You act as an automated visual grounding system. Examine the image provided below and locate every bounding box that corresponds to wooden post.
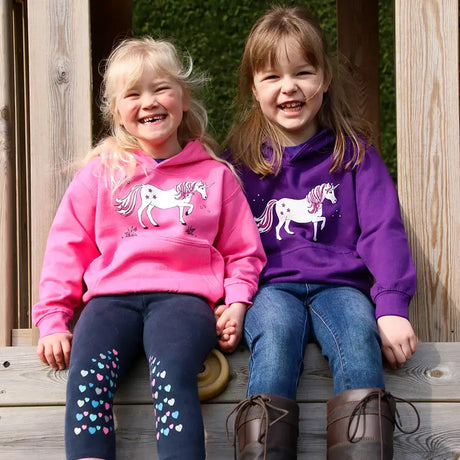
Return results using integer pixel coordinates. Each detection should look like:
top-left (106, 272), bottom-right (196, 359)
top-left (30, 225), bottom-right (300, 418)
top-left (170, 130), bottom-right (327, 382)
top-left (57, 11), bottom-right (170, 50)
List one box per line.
top-left (395, 0), bottom-right (460, 341)
top-left (336, 0), bottom-right (380, 147)
top-left (0, 0), bottom-right (14, 346)
top-left (27, 1), bottom-right (93, 343)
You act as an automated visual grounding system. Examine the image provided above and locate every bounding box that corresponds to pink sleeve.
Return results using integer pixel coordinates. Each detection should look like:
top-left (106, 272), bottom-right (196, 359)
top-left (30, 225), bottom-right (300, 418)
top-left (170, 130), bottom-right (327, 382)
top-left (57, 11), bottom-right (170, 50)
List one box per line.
top-left (214, 173), bottom-right (266, 306)
top-left (32, 169), bottom-right (100, 337)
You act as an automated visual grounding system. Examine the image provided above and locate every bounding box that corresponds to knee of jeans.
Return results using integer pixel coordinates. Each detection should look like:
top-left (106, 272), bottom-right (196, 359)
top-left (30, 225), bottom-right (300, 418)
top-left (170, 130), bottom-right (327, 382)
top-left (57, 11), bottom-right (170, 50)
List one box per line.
top-left (250, 332), bottom-right (304, 378)
top-left (349, 325), bottom-right (382, 352)
top-left (252, 334), bottom-right (303, 365)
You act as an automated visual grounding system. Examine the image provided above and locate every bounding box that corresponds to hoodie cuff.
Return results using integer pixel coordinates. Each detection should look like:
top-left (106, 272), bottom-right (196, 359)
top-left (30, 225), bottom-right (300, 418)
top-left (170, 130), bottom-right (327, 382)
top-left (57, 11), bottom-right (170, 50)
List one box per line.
top-left (35, 313), bottom-right (72, 338)
top-left (374, 291), bottom-right (410, 319)
top-left (224, 282), bottom-right (255, 308)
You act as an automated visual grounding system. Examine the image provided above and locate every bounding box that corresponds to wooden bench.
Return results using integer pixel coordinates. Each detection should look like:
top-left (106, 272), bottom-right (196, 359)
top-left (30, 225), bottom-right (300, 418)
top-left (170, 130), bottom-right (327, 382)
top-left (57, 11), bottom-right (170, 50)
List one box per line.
top-left (1, 342), bottom-right (459, 459)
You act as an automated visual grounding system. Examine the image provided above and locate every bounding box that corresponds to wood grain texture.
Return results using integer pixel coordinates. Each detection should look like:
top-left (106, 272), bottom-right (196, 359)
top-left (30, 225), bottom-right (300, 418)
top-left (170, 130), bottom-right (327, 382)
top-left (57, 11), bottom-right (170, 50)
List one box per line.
top-left (27, 0), bottom-right (92, 312)
top-left (1, 344), bottom-right (460, 458)
top-left (1, 343), bottom-right (458, 407)
top-left (395, 0), bottom-right (460, 341)
top-left (0, 403), bottom-right (457, 459)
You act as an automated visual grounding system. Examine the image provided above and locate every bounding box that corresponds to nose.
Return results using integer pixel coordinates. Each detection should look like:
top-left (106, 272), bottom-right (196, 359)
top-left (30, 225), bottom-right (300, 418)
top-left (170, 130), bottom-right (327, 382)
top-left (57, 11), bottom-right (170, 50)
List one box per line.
top-left (141, 91), bottom-right (157, 109)
top-left (281, 76), bottom-right (298, 94)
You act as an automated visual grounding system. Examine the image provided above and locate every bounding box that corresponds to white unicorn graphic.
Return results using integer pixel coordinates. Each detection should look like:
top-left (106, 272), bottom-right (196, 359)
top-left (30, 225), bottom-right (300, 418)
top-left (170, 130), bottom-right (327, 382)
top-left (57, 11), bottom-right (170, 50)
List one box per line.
top-left (255, 183), bottom-right (339, 241)
top-left (115, 180), bottom-right (211, 228)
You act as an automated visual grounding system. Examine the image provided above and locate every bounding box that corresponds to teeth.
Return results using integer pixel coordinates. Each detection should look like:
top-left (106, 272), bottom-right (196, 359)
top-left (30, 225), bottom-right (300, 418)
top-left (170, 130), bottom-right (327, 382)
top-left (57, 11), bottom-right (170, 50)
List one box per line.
top-left (281, 102), bottom-right (303, 109)
top-left (141, 115), bottom-right (165, 124)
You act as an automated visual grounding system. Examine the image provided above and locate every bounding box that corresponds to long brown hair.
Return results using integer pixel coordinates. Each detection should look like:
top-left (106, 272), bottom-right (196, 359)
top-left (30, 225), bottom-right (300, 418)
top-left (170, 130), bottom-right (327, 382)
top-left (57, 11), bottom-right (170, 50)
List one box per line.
top-left (227, 6), bottom-right (374, 176)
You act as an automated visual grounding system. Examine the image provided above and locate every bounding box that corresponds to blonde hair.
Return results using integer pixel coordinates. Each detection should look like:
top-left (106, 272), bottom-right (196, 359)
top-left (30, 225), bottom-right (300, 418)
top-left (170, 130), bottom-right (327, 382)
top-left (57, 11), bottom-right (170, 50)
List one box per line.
top-left (227, 6), bottom-right (374, 176)
top-left (84, 37), bottom-right (225, 189)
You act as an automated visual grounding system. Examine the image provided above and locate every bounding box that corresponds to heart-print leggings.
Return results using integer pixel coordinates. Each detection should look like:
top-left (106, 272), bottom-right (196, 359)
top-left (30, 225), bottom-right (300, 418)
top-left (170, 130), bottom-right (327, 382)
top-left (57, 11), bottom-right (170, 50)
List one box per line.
top-left (64, 292), bottom-right (217, 460)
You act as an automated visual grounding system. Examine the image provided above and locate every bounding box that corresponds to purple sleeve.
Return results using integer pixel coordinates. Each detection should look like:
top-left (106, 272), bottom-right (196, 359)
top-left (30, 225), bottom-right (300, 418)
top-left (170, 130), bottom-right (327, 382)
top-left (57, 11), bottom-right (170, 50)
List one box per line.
top-left (355, 147), bottom-right (416, 319)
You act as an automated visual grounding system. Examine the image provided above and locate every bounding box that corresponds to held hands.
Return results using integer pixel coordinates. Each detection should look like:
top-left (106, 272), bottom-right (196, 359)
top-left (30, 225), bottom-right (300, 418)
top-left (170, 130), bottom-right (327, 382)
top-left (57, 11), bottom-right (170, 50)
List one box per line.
top-left (36, 332), bottom-right (73, 370)
top-left (215, 302), bottom-right (247, 353)
top-left (377, 315), bottom-right (417, 369)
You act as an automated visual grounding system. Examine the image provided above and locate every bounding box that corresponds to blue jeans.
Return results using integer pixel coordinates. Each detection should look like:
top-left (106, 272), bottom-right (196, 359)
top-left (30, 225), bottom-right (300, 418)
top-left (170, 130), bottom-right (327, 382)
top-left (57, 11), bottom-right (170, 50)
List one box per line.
top-left (65, 293), bottom-right (216, 460)
top-left (244, 283), bottom-right (384, 398)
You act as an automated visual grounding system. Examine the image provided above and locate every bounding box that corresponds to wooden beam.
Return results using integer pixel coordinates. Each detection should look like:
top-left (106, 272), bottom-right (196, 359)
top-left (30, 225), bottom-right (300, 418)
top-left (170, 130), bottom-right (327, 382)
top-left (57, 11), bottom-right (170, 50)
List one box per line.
top-left (395, 0), bottom-right (460, 341)
top-left (0, 0), bottom-right (15, 346)
top-left (27, 0), bottom-right (93, 344)
top-left (336, 0), bottom-right (380, 147)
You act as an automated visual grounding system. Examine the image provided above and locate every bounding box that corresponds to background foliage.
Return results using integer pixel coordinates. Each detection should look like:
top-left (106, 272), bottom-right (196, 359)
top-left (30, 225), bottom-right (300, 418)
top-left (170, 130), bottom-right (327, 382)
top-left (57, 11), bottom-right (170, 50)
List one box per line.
top-left (132, 0), bottom-right (396, 179)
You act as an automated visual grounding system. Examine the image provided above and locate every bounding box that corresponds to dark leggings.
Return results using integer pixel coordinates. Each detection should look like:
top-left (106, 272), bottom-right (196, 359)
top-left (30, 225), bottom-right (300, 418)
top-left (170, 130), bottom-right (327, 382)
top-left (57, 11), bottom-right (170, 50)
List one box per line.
top-left (65, 293), bottom-right (217, 460)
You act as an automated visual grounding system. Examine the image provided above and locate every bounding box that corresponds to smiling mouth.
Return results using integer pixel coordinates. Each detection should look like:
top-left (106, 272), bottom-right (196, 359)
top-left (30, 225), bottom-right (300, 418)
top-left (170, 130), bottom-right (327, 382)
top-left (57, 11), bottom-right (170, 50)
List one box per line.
top-left (139, 115), bottom-right (166, 124)
top-left (279, 102), bottom-right (304, 112)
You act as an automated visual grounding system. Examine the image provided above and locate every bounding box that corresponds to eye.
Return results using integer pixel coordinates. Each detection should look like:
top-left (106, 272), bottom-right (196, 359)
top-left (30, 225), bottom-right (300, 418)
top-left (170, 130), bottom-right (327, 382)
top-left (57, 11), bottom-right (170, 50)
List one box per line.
top-left (263, 74), bottom-right (279, 81)
top-left (298, 65), bottom-right (317, 76)
top-left (123, 90), bottom-right (139, 99)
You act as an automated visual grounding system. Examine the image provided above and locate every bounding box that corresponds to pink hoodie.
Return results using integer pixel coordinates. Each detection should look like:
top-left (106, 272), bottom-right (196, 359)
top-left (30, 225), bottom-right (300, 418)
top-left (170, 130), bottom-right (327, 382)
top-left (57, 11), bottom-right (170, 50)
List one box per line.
top-left (33, 140), bottom-right (266, 337)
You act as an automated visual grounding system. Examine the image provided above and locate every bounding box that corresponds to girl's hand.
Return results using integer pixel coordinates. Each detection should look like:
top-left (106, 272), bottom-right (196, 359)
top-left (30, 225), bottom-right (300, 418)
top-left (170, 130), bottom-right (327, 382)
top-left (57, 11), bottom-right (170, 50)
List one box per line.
top-left (36, 332), bottom-right (73, 370)
top-left (215, 302), bottom-right (247, 353)
top-left (377, 315), bottom-right (417, 369)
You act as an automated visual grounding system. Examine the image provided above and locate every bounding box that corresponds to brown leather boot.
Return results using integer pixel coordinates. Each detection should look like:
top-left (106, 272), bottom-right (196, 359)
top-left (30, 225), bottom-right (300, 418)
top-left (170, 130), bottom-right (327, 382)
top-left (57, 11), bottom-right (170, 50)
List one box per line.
top-left (327, 388), bottom-right (420, 460)
top-left (227, 393), bottom-right (299, 459)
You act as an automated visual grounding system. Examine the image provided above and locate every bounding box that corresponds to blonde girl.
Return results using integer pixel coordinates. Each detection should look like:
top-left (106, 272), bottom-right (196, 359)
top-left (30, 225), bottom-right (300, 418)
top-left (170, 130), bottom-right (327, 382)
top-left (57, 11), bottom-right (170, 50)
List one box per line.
top-left (33, 37), bottom-right (265, 460)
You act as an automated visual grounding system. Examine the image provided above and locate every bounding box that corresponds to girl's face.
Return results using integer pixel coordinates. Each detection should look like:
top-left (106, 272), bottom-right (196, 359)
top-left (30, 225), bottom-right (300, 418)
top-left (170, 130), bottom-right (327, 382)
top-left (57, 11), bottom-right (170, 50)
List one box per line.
top-left (252, 37), bottom-right (327, 146)
top-left (115, 66), bottom-right (189, 158)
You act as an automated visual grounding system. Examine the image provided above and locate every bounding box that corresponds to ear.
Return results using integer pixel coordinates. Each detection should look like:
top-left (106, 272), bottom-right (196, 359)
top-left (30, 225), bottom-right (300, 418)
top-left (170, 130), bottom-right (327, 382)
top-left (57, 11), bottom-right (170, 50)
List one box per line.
top-left (251, 84), bottom-right (260, 102)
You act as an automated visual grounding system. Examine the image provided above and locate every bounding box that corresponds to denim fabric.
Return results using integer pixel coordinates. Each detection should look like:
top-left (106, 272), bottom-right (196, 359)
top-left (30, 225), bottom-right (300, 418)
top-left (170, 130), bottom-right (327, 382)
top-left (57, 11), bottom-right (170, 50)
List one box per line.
top-left (244, 283), bottom-right (384, 398)
top-left (65, 293), bottom-right (216, 460)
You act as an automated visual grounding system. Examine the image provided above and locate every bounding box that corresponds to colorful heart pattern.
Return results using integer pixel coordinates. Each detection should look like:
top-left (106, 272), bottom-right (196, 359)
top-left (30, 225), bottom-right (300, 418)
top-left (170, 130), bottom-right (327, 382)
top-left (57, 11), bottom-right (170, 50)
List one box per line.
top-left (71, 349), bottom-right (120, 437)
top-left (150, 355), bottom-right (183, 441)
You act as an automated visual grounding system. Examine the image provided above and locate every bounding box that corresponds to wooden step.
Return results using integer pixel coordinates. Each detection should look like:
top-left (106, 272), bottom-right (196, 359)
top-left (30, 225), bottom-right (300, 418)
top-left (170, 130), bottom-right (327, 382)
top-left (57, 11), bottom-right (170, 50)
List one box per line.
top-left (1, 342), bottom-right (459, 459)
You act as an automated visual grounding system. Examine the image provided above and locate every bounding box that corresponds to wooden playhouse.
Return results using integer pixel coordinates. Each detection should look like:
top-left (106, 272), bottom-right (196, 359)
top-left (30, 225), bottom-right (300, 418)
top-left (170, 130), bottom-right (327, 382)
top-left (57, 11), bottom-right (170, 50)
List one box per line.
top-left (0, 1), bottom-right (459, 458)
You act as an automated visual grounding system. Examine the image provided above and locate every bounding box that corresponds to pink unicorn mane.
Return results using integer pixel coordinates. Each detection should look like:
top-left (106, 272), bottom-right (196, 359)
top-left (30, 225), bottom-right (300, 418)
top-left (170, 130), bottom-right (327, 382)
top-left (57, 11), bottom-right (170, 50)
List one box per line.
top-left (175, 181), bottom-right (197, 200)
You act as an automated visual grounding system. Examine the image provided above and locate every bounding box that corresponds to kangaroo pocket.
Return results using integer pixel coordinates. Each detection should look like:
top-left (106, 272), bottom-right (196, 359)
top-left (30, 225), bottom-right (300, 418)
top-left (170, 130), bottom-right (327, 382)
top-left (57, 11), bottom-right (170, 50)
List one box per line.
top-left (85, 236), bottom-right (225, 302)
top-left (152, 237), bottom-right (225, 292)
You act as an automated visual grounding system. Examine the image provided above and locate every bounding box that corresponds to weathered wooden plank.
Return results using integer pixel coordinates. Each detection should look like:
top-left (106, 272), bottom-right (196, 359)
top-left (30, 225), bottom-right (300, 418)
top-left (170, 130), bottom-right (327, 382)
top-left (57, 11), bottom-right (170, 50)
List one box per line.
top-left (0, 403), bottom-right (458, 459)
top-left (1, 343), bottom-right (459, 407)
top-left (395, 0), bottom-right (460, 341)
top-left (27, 1), bottom-right (92, 342)
top-left (1, 343), bottom-right (459, 458)
top-left (11, 328), bottom-right (32, 347)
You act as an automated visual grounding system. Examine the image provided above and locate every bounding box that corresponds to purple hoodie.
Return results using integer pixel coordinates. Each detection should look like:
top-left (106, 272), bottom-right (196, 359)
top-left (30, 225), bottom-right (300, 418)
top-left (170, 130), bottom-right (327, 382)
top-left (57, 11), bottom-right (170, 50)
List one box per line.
top-left (235, 129), bottom-right (416, 319)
